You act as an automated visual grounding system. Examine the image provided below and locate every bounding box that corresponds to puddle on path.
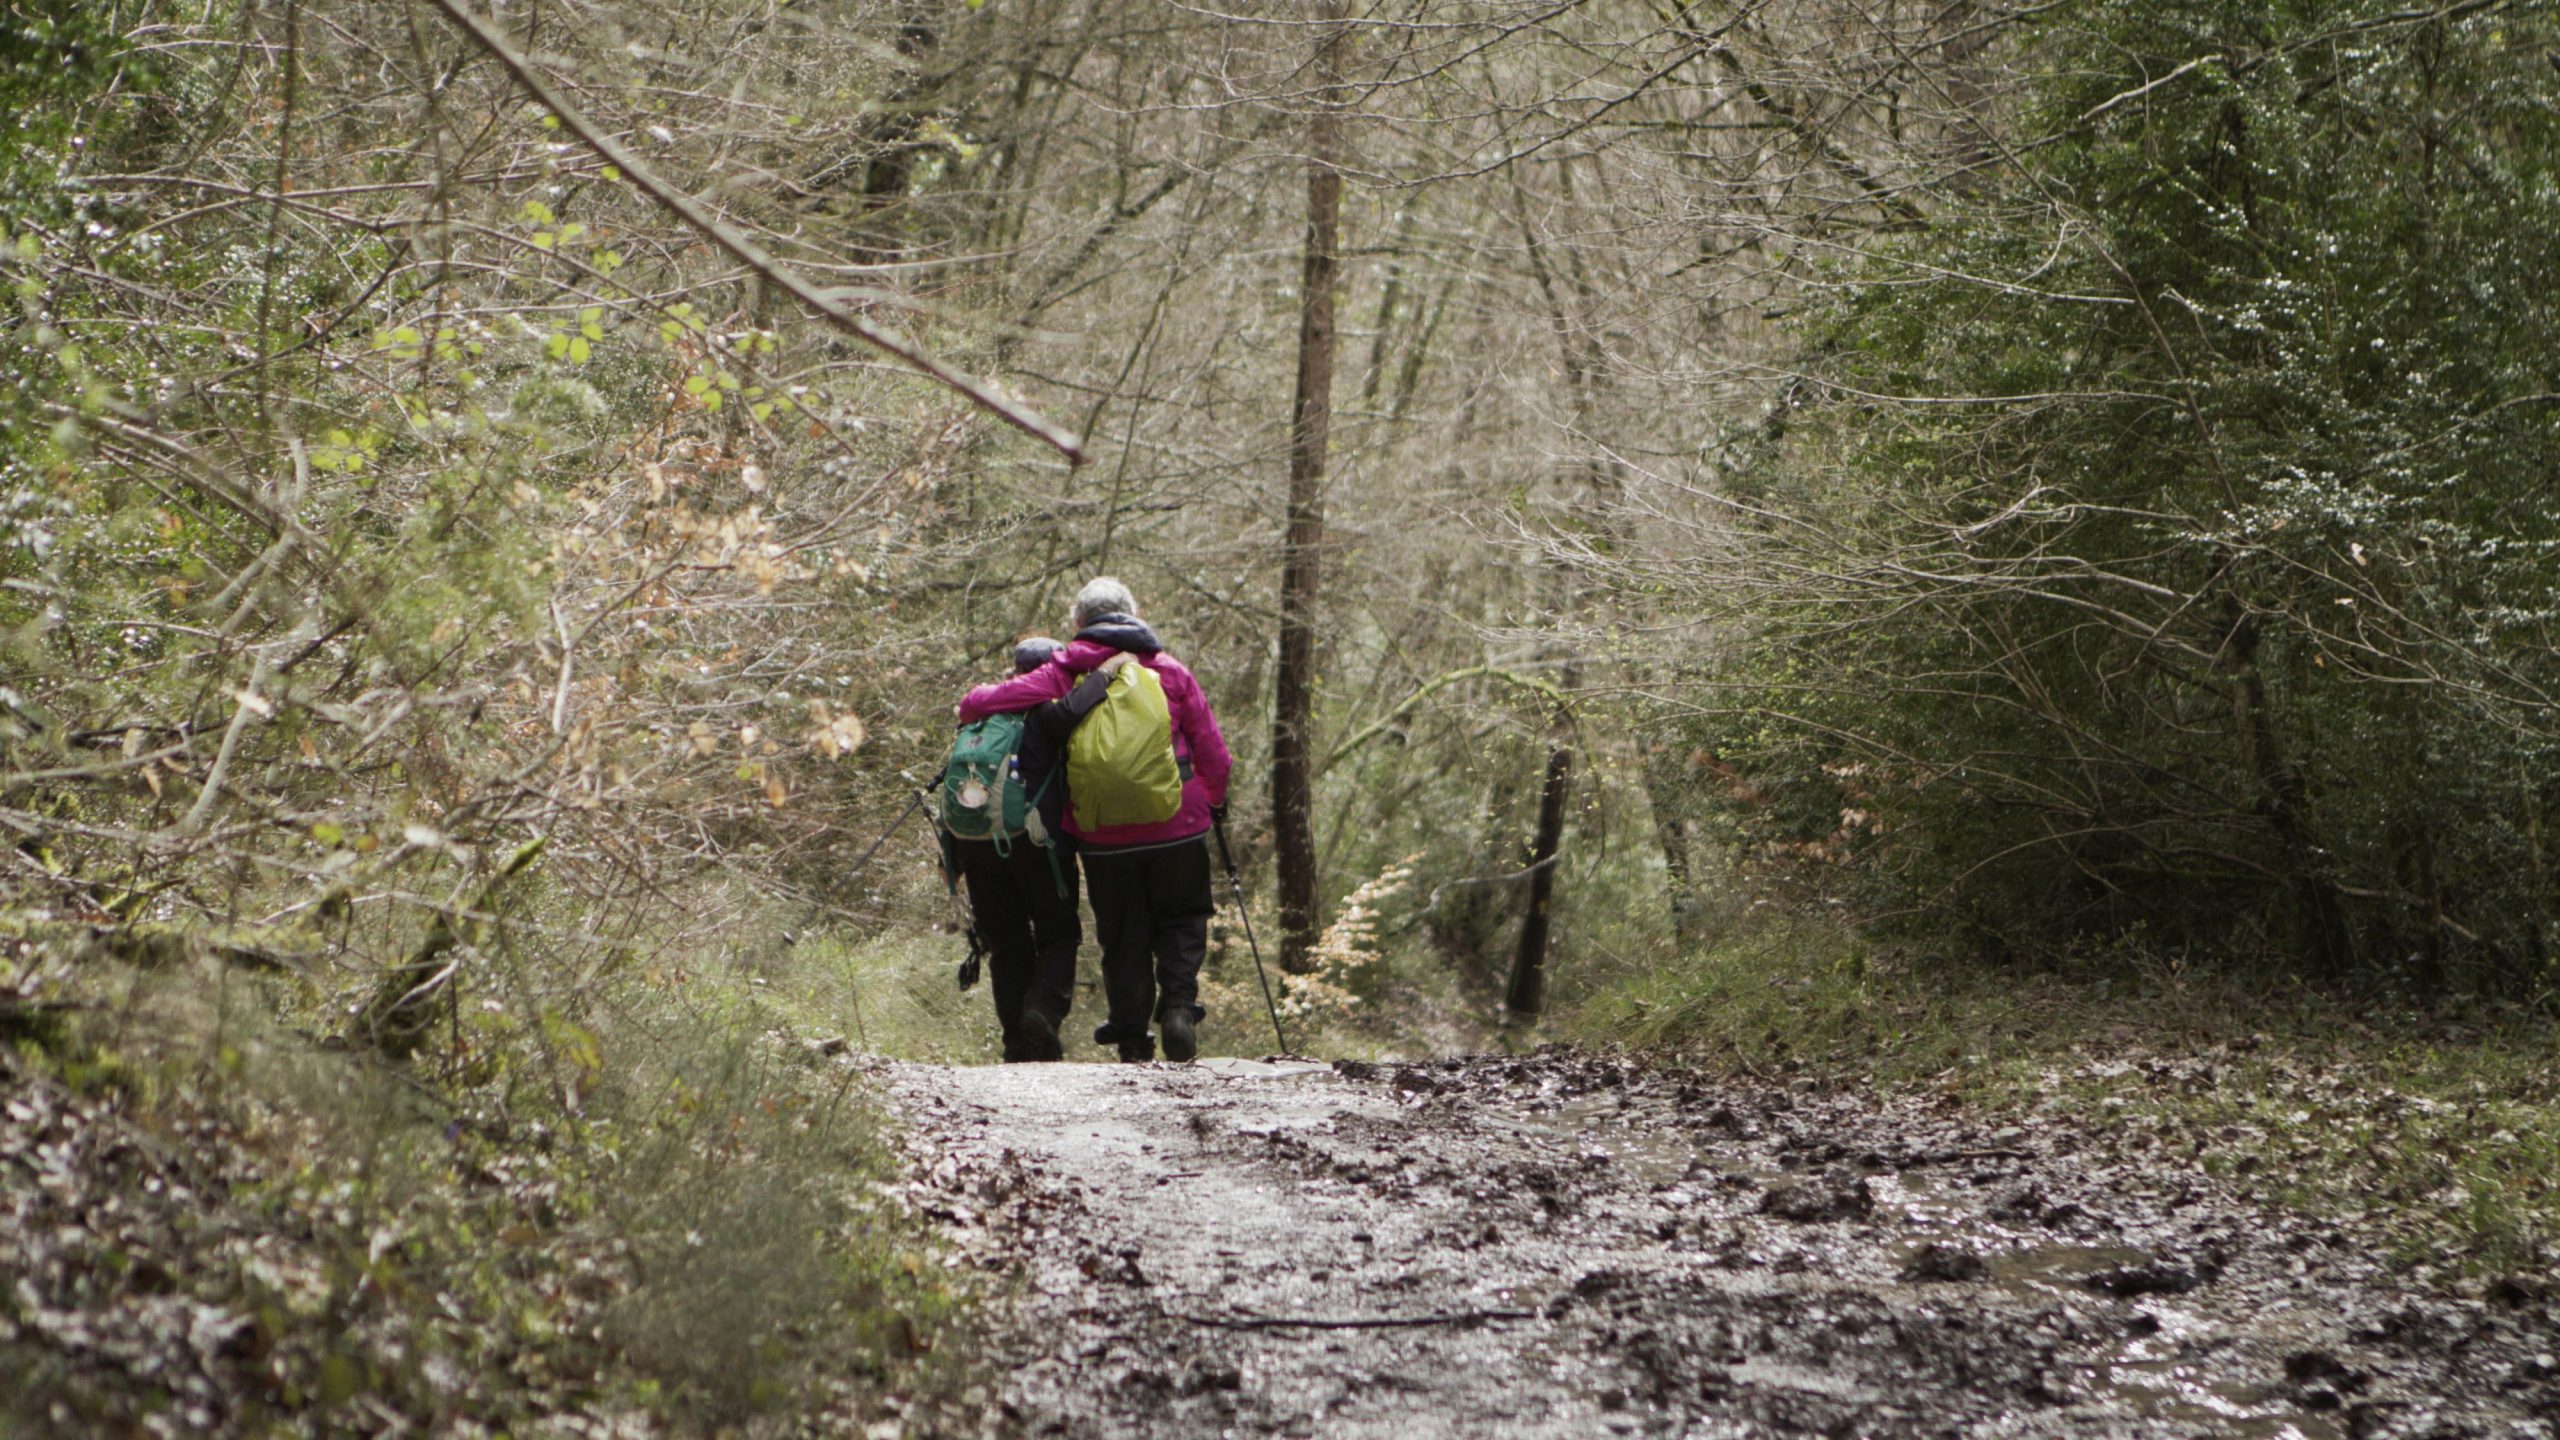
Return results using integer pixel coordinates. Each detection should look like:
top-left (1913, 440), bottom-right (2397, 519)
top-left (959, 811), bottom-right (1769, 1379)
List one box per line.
top-left (2065, 1300), bottom-right (2340, 1439)
top-left (1484, 1095), bottom-right (1705, 1186)
top-left (1846, 1164), bottom-right (2343, 1435)
top-left (1952, 1235), bottom-right (2336, 1437)
top-left (1870, 1168), bottom-right (1972, 1227)
top-left (1986, 1242), bottom-right (2156, 1293)
top-left (2075, 1354), bottom-right (2338, 1439)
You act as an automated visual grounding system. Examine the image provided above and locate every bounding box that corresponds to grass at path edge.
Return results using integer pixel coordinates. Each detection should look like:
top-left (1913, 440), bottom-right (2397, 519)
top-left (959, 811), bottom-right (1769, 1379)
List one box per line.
top-left (1, 922), bottom-right (985, 1438)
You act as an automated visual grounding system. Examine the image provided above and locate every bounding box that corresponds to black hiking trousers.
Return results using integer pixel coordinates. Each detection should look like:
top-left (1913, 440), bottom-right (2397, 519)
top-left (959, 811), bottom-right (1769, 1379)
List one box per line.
top-left (951, 837), bottom-right (1079, 1061)
top-left (1081, 836), bottom-right (1211, 1061)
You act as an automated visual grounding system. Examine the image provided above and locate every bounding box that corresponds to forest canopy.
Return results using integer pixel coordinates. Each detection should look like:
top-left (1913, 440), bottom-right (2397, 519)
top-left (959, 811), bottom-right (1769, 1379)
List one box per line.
top-left (6, 0), bottom-right (2556, 1071)
top-left (5, 0), bottom-right (2556, 1068)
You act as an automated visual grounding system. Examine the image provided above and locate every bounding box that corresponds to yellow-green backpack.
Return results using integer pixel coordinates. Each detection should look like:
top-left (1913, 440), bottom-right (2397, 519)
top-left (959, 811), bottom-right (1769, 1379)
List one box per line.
top-left (1065, 661), bottom-right (1186, 829)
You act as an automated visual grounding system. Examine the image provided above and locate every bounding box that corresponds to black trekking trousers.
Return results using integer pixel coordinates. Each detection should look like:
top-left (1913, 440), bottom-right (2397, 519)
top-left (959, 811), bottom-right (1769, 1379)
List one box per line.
top-left (1081, 836), bottom-right (1211, 1059)
top-left (952, 837), bottom-right (1079, 1061)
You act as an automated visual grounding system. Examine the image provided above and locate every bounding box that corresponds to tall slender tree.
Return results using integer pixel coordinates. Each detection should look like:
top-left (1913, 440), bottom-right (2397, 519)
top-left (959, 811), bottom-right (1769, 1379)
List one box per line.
top-left (1501, 161), bottom-right (1603, 1019)
top-left (1272, 0), bottom-right (1351, 974)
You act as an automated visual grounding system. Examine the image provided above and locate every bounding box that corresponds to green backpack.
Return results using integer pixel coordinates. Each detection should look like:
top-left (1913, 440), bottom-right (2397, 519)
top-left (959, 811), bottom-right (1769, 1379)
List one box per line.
top-left (940, 712), bottom-right (1038, 851)
top-left (1065, 661), bottom-right (1186, 830)
top-left (938, 712), bottom-right (1070, 898)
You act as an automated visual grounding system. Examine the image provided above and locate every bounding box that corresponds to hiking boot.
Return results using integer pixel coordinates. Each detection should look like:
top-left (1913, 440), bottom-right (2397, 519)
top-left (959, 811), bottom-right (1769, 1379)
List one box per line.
top-left (1019, 1008), bottom-right (1063, 1062)
top-left (1160, 1007), bottom-right (1197, 1063)
top-left (1096, 1019), bottom-right (1154, 1062)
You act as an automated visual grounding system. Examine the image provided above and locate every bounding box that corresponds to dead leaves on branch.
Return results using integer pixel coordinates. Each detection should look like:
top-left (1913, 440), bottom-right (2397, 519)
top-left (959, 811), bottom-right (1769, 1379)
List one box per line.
top-left (809, 703), bottom-right (867, 763)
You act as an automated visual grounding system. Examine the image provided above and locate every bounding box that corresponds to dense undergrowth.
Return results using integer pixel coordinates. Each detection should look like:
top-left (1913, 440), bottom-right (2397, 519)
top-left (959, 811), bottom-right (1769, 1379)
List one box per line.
top-left (1636, 0), bottom-right (2560, 988)
top-left (1, 3), bottom-right (1031, 1429)
top-left (2, 914), bottom-right (978, 1438)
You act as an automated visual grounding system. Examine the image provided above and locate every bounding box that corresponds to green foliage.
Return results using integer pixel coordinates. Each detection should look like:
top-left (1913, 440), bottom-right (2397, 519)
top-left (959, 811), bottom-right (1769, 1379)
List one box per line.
top-left (1699, 0), bottom-right (2560, 988)
top-left (0, 1), bottom-right (162, 218)
top-left (2, 2), bottom-right (1032, 1429)
top-left (0, 941), bottom-right (968, 1435)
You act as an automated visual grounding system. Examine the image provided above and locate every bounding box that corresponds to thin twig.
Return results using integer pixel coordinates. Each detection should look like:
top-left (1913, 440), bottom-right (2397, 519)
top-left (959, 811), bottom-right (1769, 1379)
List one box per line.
top-left (177, 653), bottom-right (274, 836)
top-left (548, 598), bottom-right (574, 736)
top-left (1425, 853), bottom-right (1562, 913)
top-left (1179, 1307), bottom-right (1540, 1331)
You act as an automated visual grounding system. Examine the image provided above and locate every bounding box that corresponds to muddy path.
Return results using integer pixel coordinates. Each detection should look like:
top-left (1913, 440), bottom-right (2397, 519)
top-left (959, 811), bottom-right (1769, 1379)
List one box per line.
top-left (881, 1050), bottom-right (2560, 1439)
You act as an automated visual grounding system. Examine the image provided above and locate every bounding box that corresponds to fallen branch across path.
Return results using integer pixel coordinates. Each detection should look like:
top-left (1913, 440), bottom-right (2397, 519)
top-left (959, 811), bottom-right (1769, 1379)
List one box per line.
top-left (1911, 1147), bottom-right (2034, 1166)
top-left (1179, 1307), bottom-right (1540, 1331)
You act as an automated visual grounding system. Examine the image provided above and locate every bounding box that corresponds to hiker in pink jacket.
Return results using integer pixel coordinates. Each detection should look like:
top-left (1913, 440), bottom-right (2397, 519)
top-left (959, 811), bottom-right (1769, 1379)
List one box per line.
top-left (958, 577), bottom-right (1231, 1061)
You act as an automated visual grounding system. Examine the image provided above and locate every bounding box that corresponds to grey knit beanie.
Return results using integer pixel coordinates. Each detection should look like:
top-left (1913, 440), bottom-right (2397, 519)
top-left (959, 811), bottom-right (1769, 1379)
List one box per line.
top-left (1012, 636), bottom-right (1065, 674)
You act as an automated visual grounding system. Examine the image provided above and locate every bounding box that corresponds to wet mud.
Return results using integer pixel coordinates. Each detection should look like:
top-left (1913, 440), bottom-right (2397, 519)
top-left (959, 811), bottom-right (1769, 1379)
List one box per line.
top-left (882, 1050), bottom-right (2560, 1438)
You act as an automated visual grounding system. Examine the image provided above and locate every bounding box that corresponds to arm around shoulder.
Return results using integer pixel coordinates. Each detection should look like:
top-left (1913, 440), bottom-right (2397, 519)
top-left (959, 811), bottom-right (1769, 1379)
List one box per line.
top-left (957, 663), bottom-right (1073, 723)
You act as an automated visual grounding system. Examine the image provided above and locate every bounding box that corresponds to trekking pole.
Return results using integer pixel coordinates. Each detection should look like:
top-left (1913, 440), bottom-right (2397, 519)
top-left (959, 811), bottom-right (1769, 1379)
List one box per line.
top-left (1212, 813), bottom-right (1291, 1056)
top-left (783, 775), bottom-right (930, 945)
top-left (847, 784), bottom-right (930, 884)
top-left (913, 772), bottom-right (993, 993)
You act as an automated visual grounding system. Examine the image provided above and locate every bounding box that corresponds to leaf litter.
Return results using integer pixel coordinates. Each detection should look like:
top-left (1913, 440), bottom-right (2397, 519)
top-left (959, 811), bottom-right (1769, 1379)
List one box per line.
top-left (883, 1048), bottom-right (2560, 1438)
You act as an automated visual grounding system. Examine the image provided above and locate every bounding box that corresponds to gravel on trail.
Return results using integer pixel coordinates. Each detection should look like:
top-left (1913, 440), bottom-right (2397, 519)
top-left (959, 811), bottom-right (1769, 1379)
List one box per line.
top-left (882, 1049), bottom-right (2560, 1440)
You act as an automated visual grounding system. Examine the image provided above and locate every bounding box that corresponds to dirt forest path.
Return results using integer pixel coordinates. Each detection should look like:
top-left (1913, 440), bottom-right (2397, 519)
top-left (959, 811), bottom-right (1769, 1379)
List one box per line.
top-left (881, 1050), bottom-right (2559, 1439)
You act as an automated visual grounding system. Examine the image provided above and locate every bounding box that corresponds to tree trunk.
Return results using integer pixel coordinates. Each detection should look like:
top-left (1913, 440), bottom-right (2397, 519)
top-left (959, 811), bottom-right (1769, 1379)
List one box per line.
top-left (1505, 737), bottom-right (1574, 1018)
top-left (1640, 739), bottom-right (1699, 947)
top-left (844, 8), bottom-right (939, 264)
top-left (1272, 1), bottom-right (1349, 975)
top-left (1501, 167), bottom-right (1604, 1003)
top-left (2223, 601), bottom-right (2350, 977)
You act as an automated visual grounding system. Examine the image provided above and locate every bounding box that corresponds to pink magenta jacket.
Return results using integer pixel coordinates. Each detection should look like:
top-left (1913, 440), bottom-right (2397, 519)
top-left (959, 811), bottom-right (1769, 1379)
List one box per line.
top-left (957, 631), bottom-right (1232, 848)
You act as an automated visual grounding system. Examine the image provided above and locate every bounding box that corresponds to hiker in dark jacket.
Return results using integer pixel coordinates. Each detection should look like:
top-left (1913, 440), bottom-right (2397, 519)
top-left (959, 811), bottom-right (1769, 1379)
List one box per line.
top-left (945, 636), bottom-right (1093, 1062)
top-left (958, 578), bottom-right (1232, 1062)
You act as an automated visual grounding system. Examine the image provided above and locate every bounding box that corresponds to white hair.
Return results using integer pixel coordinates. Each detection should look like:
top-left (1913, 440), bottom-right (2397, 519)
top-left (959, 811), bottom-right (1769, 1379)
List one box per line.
top-left (1071, 575), bottom-right (1138, 629)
